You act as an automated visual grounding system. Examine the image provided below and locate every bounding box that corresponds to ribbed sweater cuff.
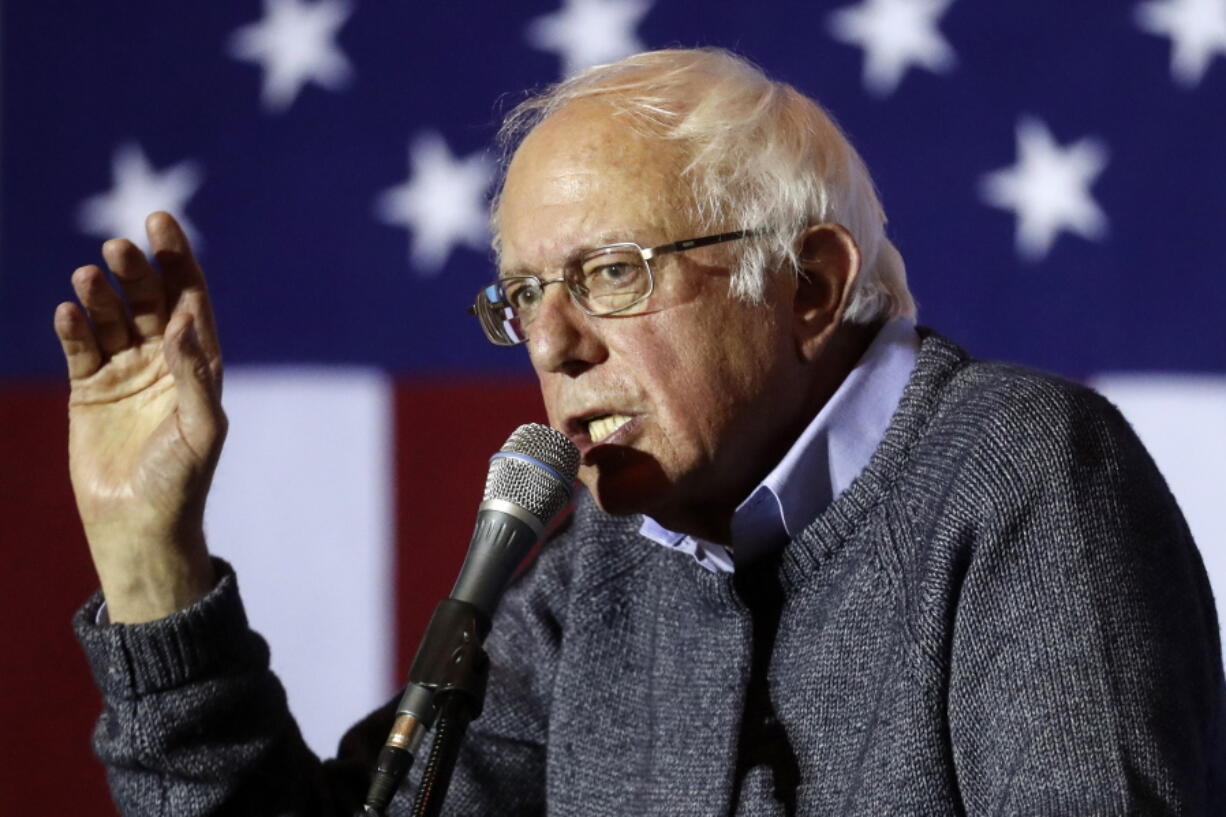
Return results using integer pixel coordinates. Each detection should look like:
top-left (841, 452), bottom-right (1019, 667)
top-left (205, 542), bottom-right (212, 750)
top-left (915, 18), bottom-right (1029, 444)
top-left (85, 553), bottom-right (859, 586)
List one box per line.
top-left (73, 558), bottom-right (262, 699)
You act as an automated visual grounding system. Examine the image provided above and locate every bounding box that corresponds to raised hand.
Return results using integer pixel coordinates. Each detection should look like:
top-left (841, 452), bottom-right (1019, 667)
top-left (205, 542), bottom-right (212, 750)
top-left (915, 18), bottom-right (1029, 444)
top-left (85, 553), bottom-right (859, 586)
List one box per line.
top-left (55, 212), bottom-right (226, 623)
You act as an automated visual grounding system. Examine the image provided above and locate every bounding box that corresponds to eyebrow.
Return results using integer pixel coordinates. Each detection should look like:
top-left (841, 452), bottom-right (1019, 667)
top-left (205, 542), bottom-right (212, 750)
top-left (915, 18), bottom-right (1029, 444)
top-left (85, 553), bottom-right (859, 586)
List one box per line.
top-left (497, 234), bottom-right (645, 280)
top-left (497, 265), bottom-right (536, 281)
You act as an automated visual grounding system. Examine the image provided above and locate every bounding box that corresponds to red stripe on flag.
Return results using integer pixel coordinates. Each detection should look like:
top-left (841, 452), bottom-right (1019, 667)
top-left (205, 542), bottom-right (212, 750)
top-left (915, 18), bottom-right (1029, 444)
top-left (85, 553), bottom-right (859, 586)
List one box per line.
top-left (392, 379), bottom-right (546, 684)
top-left (0, 386), bottom-right (113, 814)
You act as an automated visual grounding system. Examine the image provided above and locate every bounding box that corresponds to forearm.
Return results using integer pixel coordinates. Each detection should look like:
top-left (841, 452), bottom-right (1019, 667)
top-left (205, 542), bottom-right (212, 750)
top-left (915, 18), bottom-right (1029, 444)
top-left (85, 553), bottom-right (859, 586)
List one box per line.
top-left (76, 560), bottom-right (368, 816)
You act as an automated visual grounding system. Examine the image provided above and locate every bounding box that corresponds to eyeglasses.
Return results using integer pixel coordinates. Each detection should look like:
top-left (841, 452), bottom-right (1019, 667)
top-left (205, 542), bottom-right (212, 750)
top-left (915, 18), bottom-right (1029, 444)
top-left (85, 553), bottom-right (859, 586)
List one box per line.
top-left (469, 228), bottom-right (767, 346)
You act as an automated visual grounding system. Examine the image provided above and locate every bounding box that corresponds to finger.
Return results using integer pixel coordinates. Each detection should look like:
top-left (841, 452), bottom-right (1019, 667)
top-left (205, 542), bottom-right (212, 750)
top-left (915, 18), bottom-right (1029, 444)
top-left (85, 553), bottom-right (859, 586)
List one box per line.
top-left (164, 313), bottom-right (225, 459)
top-left (103, 238), bottom-right (167, 340)
top-left (71, 264), bottom-right (132, 355)
top-left (147, 212), bottom-right (220, 361)
top-left (54, 302), bottom-right (103, 380)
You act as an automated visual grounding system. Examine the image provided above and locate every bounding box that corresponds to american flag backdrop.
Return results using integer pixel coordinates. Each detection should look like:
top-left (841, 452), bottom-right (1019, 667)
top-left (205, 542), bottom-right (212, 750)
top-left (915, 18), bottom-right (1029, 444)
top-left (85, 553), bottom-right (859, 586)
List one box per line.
top-left (2, 0), bottom-right (1225, 811)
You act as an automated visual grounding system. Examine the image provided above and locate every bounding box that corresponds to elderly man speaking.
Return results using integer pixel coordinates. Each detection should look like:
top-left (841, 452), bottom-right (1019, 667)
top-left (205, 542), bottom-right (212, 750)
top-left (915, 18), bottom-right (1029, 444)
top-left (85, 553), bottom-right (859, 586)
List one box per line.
top-left (60, 49), bottom-right (1223, 815)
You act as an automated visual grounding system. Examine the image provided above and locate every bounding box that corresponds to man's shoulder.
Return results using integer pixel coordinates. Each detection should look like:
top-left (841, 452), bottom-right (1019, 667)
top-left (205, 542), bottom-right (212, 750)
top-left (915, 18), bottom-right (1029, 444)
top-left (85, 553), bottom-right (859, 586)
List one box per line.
top-left (918, 330), bottom-right (1132, 448)
top-left (908, 331), bottom-right (1158, 505)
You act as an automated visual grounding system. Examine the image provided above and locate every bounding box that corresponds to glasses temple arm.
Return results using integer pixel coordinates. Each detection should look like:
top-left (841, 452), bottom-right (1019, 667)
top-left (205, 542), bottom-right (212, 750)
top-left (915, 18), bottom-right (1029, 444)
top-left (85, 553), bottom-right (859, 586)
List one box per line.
top-left (647, 228), bottom-right (771, 260)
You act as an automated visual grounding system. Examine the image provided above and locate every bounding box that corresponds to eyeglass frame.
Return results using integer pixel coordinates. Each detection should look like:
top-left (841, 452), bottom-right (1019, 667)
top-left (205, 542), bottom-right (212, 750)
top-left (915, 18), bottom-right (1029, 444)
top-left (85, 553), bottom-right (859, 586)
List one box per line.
top-left (468, 227), bottom-right (770, 346)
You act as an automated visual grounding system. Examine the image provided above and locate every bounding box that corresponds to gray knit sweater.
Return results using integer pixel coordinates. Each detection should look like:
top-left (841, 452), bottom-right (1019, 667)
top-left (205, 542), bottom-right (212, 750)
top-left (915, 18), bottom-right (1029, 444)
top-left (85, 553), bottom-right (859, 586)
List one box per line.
top-left (75, 332), bottom-right (1226, 816)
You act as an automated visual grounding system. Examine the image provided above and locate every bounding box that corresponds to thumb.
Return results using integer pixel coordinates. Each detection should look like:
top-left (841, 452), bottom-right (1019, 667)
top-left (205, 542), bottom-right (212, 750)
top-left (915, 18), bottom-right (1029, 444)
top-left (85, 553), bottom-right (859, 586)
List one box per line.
top-left (166, 313), bottom-right (225, 459)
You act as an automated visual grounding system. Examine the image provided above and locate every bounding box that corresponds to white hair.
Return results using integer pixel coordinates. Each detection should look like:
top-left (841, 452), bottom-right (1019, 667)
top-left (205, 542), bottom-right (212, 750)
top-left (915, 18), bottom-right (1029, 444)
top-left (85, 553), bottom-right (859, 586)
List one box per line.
top-left (492, 48), bottom-right (916, 324)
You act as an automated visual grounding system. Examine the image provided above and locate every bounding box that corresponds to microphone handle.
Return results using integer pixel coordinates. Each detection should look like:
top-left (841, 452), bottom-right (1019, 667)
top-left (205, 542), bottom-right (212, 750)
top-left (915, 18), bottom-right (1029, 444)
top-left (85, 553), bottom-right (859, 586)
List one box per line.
top-left (449, 501), bottom-right (544, 618)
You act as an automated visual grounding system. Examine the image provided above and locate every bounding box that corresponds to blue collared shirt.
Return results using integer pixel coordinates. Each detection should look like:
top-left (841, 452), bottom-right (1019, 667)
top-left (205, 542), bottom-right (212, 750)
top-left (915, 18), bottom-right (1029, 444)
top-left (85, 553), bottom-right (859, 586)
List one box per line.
top-left (638, 318), bottom-right (920, 572)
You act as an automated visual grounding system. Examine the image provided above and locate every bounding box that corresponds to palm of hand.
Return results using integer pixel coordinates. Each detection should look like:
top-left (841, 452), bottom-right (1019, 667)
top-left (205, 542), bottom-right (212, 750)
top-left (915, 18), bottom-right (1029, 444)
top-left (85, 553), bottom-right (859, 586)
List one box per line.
top-left (69, 339), bottom-right (206, 531)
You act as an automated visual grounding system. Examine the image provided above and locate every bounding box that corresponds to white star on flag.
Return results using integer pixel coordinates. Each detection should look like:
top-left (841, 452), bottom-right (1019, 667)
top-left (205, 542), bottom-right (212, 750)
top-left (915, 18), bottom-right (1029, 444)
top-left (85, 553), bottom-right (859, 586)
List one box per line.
top-left (228, 0), bottom-right (354, 113)
top-left (77, 144), bottom-right (204, 252)
top-left (526, 0), bottom-right (652, 77)
top-left (1135, 0), bottom-right (1226, 87)
top-left (828, 0), bottom-right (957, 96)
top-left (979, 117), bottom-right (1109, 262)
top-left (374, 133), bottom-right (495, 275)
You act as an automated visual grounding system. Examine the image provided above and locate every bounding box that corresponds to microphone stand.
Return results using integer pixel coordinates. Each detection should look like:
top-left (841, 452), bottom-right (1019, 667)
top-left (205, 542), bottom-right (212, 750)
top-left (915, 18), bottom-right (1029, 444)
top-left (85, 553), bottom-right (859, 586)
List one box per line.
top-left (363, 599), bottom-right (490, 817)
top-left (363, 423), bottom-right (578, 815)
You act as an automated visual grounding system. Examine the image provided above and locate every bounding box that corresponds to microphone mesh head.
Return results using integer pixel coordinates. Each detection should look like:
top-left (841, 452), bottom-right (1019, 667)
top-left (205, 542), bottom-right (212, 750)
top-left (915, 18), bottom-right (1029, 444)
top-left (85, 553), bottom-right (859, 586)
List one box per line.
top-left (484, 424), bottom-right (579, 523)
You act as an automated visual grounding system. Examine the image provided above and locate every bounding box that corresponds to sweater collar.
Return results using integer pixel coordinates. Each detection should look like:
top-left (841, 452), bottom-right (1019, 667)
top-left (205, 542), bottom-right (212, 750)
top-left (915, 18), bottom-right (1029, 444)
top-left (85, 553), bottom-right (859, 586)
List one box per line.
top-left (673, 329), bottom-right (970, 605)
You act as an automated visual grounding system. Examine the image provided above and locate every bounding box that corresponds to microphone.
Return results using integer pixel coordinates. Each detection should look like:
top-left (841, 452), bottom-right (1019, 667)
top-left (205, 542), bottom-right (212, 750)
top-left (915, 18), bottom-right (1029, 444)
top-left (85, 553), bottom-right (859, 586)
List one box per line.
top-left (364, 423), bottom-right (579, 814)
top-left (448, 422), bottom-right (579, 618)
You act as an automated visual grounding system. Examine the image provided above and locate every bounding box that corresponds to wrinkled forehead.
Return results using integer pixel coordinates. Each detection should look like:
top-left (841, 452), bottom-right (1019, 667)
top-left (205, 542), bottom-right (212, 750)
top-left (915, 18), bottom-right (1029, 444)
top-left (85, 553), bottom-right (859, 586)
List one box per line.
top-left (495, 102), bottom-right (696, 263)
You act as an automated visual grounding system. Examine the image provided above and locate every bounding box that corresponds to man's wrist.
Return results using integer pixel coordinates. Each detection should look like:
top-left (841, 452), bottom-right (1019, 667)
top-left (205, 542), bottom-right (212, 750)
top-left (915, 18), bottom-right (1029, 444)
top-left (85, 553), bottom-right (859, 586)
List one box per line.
top-left (95, 541), bottom-right (217, 624)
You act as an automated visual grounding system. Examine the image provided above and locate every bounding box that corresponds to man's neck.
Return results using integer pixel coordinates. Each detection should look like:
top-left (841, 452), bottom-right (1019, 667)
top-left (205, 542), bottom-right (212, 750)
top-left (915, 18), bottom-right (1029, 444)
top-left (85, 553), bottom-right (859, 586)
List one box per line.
top-left (652, 320), bottom-right (883, 546)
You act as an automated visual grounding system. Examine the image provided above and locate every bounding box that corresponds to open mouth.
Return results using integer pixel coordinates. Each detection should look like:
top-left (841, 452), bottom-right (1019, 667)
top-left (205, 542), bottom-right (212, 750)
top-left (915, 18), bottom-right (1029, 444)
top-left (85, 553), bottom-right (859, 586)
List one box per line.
top-left (586, 414), bottom-right (634, 444)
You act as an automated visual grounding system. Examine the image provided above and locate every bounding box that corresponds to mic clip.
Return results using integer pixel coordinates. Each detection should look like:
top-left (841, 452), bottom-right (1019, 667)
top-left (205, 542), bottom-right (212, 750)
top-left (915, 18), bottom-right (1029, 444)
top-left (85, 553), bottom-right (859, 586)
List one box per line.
top-left (364, 600), bottom-right (491, 816)
top-left (407, 598), bottom-right (491, 720)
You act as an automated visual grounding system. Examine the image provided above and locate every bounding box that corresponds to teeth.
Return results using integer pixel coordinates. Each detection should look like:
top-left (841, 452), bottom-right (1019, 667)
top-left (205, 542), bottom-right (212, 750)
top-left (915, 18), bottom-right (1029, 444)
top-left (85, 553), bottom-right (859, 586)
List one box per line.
top-left (587, 414), bottom-right (632, 443)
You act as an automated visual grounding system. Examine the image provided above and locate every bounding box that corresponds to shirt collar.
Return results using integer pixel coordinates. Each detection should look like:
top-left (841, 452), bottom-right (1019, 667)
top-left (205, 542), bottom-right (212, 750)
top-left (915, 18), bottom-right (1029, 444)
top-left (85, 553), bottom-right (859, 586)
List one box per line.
top-left (639, 317), bottom-right (920, 572)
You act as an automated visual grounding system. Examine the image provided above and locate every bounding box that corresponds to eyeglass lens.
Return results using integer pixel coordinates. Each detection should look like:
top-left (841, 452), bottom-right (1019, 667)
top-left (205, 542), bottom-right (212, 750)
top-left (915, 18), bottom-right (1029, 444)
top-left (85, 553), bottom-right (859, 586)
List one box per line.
top-left (480, 245), bottom-right (652, 344)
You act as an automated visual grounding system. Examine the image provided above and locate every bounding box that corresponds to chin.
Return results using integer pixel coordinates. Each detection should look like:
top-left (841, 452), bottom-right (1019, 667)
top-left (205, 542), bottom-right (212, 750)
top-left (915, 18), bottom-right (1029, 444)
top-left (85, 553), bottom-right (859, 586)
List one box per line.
top-left (580, 453), bottom-right (672, 518)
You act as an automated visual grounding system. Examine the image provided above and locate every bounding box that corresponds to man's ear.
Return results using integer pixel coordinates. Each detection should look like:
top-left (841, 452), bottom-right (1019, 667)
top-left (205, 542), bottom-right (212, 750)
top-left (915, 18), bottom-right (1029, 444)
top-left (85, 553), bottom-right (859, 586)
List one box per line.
top-left (793, 223), bottom-right (861, 360)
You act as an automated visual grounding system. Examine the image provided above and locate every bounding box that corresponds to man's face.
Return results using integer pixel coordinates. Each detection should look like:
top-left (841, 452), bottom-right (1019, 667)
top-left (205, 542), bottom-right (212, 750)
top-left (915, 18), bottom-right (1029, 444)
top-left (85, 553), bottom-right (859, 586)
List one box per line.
top-left (497, 103), bottom-right (809, 530)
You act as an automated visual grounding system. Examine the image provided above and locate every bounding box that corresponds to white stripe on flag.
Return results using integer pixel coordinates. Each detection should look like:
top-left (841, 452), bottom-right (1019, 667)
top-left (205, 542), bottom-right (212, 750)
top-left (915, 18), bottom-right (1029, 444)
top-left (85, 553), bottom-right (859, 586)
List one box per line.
top-left (1092, 373), bottom-right (1226, 652)
top-left (205, 367), bottom-right (395, 758)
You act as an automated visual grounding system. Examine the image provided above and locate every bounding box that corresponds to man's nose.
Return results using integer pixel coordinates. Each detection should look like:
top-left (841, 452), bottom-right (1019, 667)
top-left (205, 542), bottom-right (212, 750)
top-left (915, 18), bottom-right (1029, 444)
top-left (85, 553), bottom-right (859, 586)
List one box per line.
top-left (526, 284), bottom-right (606, 376)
